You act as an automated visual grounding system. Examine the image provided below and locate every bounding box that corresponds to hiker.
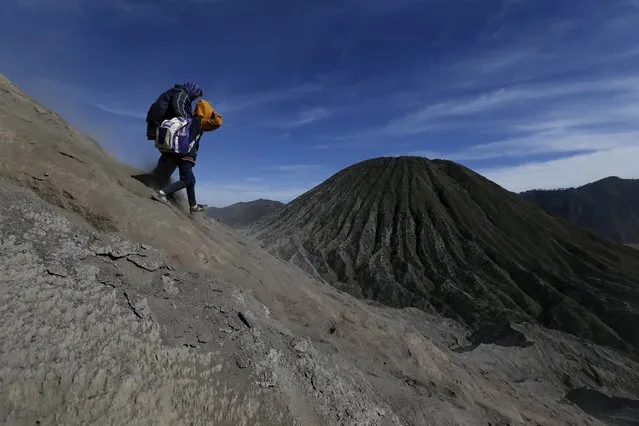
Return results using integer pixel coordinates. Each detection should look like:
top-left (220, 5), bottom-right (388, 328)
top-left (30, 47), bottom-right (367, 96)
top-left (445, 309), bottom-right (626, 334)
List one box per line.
top-left (146, 82), bottom-right (203, 188)
top-left (152, 98), bottom-right (223, 213)
top-left (146, 81), bottom-right (203, 140)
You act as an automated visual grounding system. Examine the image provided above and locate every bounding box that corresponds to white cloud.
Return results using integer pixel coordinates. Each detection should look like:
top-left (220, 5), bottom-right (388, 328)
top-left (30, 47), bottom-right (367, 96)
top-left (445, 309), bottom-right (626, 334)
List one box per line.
top-left (93, 103), bottom-right (146, 119)
top-left (384, 76), bottom-right (639, 136)
top-left (428, 129), bottom-right (639, 161)
top-left (400, 67), bottom-right (639, 192)
top-left (292, 107), bottom-right (331, 126)
top-left (216, 83), bottom-right (325, 113)
top-left (480, 146), bottom-right (639, 192)
top-left (315, 1), bottom-right (639, 146)
top-left (431, 2), bottom-right (639, 105)
top-left (269, 107), bottom-right (332, 128)
top-left (473, 46), bottom-right (542, 74)
top-left (406, 79), bottom-right (639, 162)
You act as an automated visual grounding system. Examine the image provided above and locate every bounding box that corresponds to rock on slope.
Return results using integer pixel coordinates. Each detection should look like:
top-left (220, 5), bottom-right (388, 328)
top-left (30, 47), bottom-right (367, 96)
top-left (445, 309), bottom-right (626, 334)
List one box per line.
top-left (248, 157), bottom-right (639, 353)
top-left (2, 74), bottom-right (639, 425)
top-left (208, 199), bottom-right (284, 228)
top-left (520, 177), bottom-right (639, 245)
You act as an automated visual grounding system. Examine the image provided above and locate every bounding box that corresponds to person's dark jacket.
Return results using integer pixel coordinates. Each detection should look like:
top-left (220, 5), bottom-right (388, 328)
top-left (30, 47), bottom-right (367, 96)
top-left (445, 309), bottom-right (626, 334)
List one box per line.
top-left (146, 83), bottom-right (202, 140)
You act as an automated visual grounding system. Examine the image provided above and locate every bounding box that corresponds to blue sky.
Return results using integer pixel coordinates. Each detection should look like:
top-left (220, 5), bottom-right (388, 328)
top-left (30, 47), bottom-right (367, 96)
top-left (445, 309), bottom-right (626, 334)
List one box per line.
top-left (1, 0), bottom-right (639, 206)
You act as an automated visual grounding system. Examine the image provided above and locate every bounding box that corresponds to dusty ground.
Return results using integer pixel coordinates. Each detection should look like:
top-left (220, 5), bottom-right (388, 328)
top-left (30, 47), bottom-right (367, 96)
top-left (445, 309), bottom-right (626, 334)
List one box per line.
top-left (1, 73), bottom-right (639, 425)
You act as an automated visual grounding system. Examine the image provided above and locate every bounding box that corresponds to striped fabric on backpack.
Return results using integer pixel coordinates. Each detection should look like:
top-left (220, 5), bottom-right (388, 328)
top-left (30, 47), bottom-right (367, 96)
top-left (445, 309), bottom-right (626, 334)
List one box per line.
top-left (154, 117), bottom-right (196, 154)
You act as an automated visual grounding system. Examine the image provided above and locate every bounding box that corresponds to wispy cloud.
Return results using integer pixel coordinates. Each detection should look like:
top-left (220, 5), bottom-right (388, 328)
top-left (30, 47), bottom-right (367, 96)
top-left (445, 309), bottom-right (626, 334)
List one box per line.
top-left (8, 0), bottom-right (639, 197)
top-left (93, 103), bottom-right (146, 119)
top-left (216, 83), bottom-right (326, 113)
top-left (269, 107), bottom-right (332, 128)
top-left (404, 74), bottom-right (639, 162)
top-left (384, 76), bottom-right (639, 136)
top-left (327, 74), bottom-right (639, 148)
top-left (472, 46), bottom-right (542, 75)
top-left (480, 146), bottom-right (639, 192)
top-left (412, 129), bottom-right (639, 162)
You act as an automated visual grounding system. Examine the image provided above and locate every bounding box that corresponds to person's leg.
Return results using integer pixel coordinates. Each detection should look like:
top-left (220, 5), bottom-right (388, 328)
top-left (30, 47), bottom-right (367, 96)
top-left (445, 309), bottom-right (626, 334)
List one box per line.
top-left (152, 152), bottom-right (178, 189)
top-left (156, 158), bottom-right (206, 211)
top-left (158, 155), bottom-right (185, 199)
top-left (176, 160), bottom-right (197, 207)
top-left (160, 176), bottom-right (186, 197)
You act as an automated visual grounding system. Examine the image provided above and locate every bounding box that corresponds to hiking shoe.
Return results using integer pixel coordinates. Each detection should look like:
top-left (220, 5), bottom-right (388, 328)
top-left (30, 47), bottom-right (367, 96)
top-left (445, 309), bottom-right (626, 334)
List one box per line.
top-left (190, 204), bottom-right (207, 213)
top-left (152, 190), bottom-right (169, 203)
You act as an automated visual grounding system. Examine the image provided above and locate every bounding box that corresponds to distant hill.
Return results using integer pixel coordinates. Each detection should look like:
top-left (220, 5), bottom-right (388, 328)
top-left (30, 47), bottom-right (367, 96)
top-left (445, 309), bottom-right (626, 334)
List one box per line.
top-left (520, 177), bottom-right (639, 244)
top-left (249, 157), bottom-right (639, 352)
top-left (208, 199), bottom-right (284, 228)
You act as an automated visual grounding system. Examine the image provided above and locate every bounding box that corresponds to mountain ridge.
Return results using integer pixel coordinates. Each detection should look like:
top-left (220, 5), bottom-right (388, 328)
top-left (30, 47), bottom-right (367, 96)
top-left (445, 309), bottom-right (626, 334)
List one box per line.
top-left (520, 176), bottom-right (639, 244)
top-left (249, 156), bottom-right (639, 353)
top-left (208, 198), bottom-right (284, 228)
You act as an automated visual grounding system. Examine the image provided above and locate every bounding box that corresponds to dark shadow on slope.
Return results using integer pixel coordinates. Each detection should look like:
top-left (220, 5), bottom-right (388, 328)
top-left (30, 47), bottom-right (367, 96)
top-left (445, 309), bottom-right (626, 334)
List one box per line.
top-left (131, 172), bottom-right (172, 192)
top-left (131, 170), bottom-right (185, 208)
top-left (566, 388), bottom-right (639, 426)
top-left (453, 323), bottom-right (534, 353)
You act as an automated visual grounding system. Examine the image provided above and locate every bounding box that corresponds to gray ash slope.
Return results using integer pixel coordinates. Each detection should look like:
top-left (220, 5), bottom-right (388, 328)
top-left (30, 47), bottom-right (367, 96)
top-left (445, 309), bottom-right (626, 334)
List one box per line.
top-left (7, 181), bottom-right (639, 426)
top-left (208, 199), bottom-right (284, 228)
top-left (249, 156), bottom-right (639, 353)
top-left (3, 72), bottom-right (639, 425)
top-left (520, 177), bottom-right (639, 245)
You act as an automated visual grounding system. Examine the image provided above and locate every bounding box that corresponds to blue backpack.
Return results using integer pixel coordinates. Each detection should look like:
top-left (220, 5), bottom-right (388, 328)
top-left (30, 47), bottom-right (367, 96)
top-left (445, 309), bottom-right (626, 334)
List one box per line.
top-left (155, 117), bottom-right (198, 154)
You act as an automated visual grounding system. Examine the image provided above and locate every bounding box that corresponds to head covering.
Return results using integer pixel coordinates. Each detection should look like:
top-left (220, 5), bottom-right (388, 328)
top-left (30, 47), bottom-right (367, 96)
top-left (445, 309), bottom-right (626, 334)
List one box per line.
top-left (182, 81), bottom-right (202, 100)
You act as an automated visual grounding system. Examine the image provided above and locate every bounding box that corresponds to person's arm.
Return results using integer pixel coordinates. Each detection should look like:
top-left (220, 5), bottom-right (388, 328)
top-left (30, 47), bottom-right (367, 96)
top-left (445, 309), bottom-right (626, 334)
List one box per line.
top-left (171, 89), bottom-right (191, 118)
top-left (200, 110), bottom-right (223, 131)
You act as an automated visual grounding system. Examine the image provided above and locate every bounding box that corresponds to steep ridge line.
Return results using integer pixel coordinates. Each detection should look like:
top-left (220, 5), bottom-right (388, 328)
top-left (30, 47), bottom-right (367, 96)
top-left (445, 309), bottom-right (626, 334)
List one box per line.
top-left (249, 156), bottom-right (639, 353)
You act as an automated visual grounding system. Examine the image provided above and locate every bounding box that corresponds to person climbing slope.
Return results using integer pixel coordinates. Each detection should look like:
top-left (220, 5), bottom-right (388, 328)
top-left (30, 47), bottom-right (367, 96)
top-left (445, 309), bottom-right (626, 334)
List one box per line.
top-left (146, 81), bottom-right (203, 189)
top-left (145, 81), bottom-right (203, 140)
top-left (152, 98), bottom-right (223, 213)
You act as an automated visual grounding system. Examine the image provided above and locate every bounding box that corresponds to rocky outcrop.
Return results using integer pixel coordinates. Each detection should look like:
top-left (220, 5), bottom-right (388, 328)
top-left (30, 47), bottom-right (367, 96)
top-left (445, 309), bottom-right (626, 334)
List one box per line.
top-left (248, 157), bottom-right (639, 353)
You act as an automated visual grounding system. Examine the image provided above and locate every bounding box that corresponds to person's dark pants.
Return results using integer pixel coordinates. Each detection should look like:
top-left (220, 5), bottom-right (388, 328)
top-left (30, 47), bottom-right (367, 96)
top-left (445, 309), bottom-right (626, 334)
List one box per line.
top-left (152, 152), bottom-right (178, 189)
top-left (161, 157), bottom-right (197, 207)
